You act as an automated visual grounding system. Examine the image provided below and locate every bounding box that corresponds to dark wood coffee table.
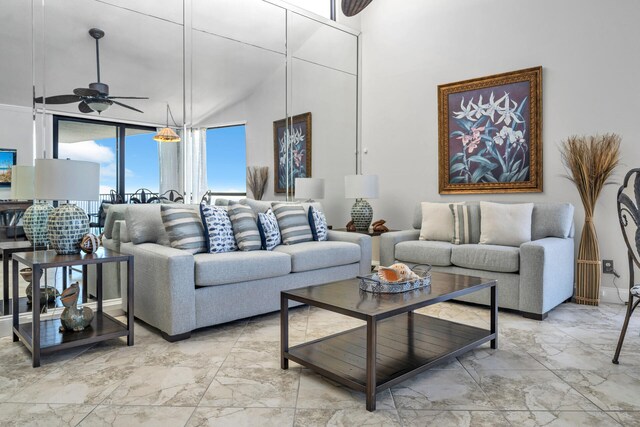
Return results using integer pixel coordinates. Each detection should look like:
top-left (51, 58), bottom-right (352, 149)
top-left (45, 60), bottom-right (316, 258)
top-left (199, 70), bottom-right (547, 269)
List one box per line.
top-left (280, 272), bottom-right (497, 411)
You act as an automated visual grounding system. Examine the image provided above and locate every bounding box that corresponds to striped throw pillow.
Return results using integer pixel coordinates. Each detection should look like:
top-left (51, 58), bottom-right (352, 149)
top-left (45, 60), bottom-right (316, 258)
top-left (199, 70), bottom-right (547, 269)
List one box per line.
top-left (160, 205), bottom-right (206, 254)
top-left (271, 202), bottom-right (313, 245)
top-left (227, 203), bottom-right (262, 251)
top-left (450, 203), bottom-right (476, 245)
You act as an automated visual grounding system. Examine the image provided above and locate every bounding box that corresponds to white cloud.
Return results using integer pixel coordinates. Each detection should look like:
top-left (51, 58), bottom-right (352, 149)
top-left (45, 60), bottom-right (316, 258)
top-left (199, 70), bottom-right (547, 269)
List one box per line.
top-left (58, 140), bottom-right (115, 164)
top-left (99, 185), bottom-right (115, 194)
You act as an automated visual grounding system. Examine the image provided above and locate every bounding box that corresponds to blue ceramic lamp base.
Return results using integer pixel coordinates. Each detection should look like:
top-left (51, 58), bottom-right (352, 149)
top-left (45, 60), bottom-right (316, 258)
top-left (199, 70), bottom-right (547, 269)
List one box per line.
top-left (351, 199), bottom-right (373, 232)
top-left (47, 203), bottom-right (89, 255)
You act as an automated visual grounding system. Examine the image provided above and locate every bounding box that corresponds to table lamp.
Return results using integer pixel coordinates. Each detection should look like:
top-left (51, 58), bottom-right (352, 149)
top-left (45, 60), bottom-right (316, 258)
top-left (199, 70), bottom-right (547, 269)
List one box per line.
top-left (34, 159), bottom-right (100, 254)
top-left (295, 178), bottom-right (325, 202)
top-left (11, 165), bottom-right (53, 246)
top-left (345, 174), bottom-right (379, 231)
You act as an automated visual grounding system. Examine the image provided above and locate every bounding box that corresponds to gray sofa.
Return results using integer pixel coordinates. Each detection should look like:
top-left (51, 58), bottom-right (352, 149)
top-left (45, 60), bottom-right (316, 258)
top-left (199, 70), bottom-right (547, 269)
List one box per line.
top-left (380, 202), bottom-right (575, 319)
top-left (100, 200), bottom-right (371, 341)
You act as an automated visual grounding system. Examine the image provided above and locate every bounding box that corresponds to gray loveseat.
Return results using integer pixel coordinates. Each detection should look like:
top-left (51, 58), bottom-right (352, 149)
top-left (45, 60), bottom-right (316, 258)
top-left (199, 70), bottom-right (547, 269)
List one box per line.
top-left (380, 202), bottom-right (575, 319)
top-left (100, 200), bottom-right (371, 340)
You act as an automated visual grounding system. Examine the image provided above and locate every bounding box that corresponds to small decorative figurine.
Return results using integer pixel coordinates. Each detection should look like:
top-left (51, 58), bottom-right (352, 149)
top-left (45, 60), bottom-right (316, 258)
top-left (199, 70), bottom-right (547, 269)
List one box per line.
top-left (346, 220), bottom-right (356, 232)
top-left (372, 219), bottom-right (389, 233)
top-left (59, 282), bottom-right (94, 332)
top-left (80, 233), bottom-right (100, 254)
top-left (20, 267), bottom-right (59, 305)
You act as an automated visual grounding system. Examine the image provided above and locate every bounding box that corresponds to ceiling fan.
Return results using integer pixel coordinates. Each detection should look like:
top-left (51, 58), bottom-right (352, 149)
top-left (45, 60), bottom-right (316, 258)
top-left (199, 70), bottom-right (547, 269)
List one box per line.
top-left (34, 28), bottom-right (148, 114)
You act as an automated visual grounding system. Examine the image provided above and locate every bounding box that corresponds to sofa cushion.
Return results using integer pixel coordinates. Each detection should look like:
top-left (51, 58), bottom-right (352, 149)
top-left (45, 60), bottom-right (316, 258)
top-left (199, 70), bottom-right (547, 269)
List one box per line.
top-left (532, 203), bottom-right (574, 240)
top-left (480, 201), bottom-right (533, 247)
top-left (103, 204), bottom-right (127, 239)
top-left (194, 251), bottom-right (291, 287)
top-left (273, 241), bottom-right (360, 272)
top-left (450, 203), bottom-right (481, 245)
top-left (394, 240), bottom-right (453, 266)
top-left (125, 204), bottom-right (170, 246)
top-left (451, 244), bottom-right (520, 273)
top-left (161, 204), bottom-right (207, 254)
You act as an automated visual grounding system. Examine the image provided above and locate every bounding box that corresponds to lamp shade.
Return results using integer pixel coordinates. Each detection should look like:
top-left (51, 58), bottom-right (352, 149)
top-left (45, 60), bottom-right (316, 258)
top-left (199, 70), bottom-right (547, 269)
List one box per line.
top-left (10, 165), bottom-right (34, 200)
top-left (295, 178), bottom-right (325, 200)
top-left (34, 159), bottom-right (100, 201)
top-left (345, 174), bottom-right (379, 199)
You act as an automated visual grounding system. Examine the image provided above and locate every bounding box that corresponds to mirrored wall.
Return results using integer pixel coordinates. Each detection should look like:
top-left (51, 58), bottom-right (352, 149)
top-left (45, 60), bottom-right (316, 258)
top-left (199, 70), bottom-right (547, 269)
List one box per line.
top-left (0, 0), bottom-right (359, 316)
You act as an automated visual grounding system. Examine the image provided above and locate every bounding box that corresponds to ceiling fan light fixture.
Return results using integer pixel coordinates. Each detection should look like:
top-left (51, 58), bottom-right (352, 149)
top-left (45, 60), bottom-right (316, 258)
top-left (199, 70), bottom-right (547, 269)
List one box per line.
top-left (153, 127), bottom-right (180, 143)
top-left (86, 99), bottom-right (111, 113)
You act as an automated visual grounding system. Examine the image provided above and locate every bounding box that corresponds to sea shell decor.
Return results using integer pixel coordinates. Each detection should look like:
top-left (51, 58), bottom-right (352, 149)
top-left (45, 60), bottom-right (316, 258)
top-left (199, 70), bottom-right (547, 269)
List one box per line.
top-left (20, 267), bottom-right (59, 305)
top-left (80, 233), bottom-right (100, 254)
top-left (59, 282), bottom-right (94, 332)
top-left (377, 263), bottom-right (420, 283)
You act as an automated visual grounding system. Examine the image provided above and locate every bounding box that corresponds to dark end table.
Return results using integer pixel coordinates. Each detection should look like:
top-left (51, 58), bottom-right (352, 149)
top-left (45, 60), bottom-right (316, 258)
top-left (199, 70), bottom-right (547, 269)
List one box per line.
top-left (12, 248), bottom-right (134, 367)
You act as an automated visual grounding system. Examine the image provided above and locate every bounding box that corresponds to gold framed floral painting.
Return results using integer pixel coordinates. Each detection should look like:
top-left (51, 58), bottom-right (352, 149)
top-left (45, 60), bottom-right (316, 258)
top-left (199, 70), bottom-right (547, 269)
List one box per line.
top-left (273, 112), bottom-right (312, 194)
top-left (438, 66), bottom-right (542, 194)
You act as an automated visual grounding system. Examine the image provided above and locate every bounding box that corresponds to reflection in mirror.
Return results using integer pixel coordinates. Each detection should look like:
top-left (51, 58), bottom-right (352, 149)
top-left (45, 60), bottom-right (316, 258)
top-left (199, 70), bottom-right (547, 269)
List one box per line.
top-left (288, 12), bottom-right (358, 226)
top-left (0, 0), bottom-right (36, 315)
top-left (191, 1), bottom-right (286, 202)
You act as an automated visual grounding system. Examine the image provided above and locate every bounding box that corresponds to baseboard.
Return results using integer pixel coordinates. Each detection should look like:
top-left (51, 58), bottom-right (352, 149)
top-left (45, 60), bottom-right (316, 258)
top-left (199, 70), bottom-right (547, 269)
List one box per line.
top-left (0, 298), bottom-right (123, 338)
top-left (600, 286), bottom-right (628, 305)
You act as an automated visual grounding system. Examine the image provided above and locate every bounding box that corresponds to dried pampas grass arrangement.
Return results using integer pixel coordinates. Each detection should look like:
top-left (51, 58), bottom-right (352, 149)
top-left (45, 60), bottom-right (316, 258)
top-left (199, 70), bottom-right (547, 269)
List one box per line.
top-left (560, 133), bottom-right (621, 305)
top-left (247, 166), bottom-right (269, 200)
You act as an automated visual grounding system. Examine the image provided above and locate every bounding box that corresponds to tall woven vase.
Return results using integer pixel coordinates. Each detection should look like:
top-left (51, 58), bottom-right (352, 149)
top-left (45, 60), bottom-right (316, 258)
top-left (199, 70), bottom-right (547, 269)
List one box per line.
top-left (575, 217), bottom-right (600, 305)
top-left (560, 134), bottom-right (621, 307)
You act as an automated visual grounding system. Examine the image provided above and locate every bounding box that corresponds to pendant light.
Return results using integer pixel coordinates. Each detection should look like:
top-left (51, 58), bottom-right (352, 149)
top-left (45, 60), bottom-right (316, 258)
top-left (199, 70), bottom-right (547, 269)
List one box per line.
top-left (154, 103), bottom-right (180, 142)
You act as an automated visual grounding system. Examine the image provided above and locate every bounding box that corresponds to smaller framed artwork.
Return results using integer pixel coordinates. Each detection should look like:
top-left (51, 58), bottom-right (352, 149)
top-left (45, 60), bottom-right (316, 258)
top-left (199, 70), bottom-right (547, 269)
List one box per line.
top-left (273, 112), bottom-right (312, 195)
top-left (438, 66), bottom-right (542, 194)
top-left (0, 149), bottom-right (17, 187)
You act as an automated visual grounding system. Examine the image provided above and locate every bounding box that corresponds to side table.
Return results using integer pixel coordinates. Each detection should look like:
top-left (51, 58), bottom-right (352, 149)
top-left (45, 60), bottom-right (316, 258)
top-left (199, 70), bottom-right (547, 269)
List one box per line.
top-left (334, 228), bottom-right (397, 268)
top-left (1, 241), bottom-right (47, 315)
top-left (12, 248), bottom-right (134, 367)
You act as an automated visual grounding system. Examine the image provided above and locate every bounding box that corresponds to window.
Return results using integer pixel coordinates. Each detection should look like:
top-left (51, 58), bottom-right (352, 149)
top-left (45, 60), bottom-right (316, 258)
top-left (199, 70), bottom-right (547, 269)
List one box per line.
top-left (206, 125), bottom-right (247, 197)
top-left (53, 116), bottom-right (157, 200)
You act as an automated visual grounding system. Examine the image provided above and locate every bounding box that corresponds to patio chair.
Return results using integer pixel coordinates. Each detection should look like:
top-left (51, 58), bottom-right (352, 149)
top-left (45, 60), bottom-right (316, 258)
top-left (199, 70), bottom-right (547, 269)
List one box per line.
top-left (129, 188), bottom-right (160, 204)
top-left (159, 189), bottom-right (184, 203)
top-left (613, 168), bottom-right (640, 364)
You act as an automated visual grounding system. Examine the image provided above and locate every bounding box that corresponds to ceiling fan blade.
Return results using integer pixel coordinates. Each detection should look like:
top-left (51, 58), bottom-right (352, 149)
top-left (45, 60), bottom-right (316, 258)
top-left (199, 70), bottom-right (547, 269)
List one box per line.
top-left (341, 0), bottom-right (373, 16)
top-left (78, 101), bottom-right (93, 113)
top-left (73, 87), bottom-right (101, 97)
top-left (111, 100), bottom-right (144, 113)
top-left (34, 94), bottom-right (82, 104)
top-left (107, 96), bottom-right (149, 100)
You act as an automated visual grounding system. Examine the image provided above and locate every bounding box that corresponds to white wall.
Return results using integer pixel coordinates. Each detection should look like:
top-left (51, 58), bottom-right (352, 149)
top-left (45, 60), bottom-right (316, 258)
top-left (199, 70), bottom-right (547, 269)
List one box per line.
top-left (359, 0), bottom-right (640, 301)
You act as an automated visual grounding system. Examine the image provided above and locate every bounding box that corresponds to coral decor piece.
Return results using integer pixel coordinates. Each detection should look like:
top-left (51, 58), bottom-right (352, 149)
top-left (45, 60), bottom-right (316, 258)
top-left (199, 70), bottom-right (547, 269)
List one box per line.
top-left (372, 219), bottom-right (389, 233)
top-left (560, 134), bottom-right (621, 306)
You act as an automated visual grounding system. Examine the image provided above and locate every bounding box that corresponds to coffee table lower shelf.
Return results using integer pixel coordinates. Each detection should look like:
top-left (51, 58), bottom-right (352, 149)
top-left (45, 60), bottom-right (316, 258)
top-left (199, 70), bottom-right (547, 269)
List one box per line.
top-left (285, 312), bottom-right (493, 392)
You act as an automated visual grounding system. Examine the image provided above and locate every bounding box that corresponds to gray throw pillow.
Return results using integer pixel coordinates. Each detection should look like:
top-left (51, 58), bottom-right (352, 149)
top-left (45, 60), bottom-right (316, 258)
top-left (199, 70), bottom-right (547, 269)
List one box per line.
top-left (160, 204), bottom-right (207, 254)
top-left (271, 202), bottom-right (313, 245)
top-left (227, 203), bottom-right (262, 251)
top-left (479, 201), bottom-right (534, 247)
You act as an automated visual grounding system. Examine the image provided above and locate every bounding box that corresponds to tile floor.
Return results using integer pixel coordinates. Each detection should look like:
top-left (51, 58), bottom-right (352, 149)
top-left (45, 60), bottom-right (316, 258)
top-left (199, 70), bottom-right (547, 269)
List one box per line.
top-left (1, 300), bottom-right (640, 426)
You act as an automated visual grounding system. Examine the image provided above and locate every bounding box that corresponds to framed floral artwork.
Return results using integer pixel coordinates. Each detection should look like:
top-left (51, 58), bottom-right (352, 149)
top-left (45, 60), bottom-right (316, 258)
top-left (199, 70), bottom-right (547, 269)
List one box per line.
top-left (438, 67), bottom-right (542, 194)
top-left (273, 112), bottom-right (312, 194)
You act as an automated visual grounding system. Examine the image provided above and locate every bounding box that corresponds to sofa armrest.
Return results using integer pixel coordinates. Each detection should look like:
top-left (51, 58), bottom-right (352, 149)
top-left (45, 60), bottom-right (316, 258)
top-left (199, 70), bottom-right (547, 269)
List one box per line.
top-left (327, 230), bottom-right (372, 276)
top-left (519, 237), bottom-right (575, 315)
top-left (120, 241), bottom-right (196, 336)
top-left (380, 230), bottom-right (421, 266)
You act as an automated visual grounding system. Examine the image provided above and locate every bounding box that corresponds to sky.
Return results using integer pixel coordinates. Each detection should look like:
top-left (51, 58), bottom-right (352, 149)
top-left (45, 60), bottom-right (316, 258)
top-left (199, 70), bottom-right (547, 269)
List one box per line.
top-left (58, 125), bottom-right (247, 195)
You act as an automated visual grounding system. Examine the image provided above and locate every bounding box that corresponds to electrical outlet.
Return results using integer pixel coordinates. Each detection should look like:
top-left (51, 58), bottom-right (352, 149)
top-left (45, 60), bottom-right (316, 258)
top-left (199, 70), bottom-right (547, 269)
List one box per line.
top-left (603, 259), bottom-right (614, 274)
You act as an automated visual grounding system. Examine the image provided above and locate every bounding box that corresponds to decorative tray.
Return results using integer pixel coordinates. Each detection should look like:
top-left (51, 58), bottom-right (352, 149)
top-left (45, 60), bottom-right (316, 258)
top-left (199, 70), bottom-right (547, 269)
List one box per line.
top-left (358, 264), bottom-right (432, 294)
